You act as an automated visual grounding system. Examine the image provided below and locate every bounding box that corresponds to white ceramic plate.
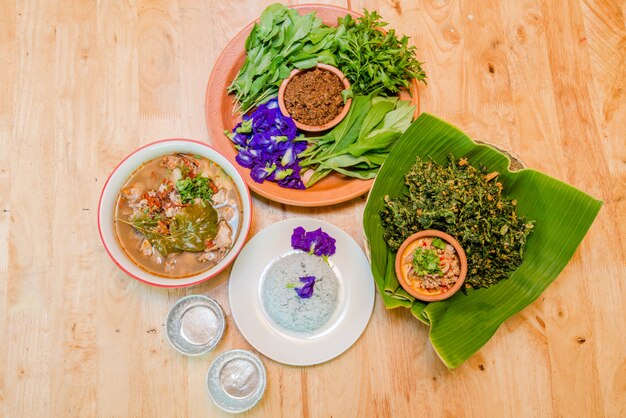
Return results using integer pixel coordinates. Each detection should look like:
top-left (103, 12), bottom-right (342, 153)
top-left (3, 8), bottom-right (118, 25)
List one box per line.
top-left (98, 139), bottom-right (252, 287)
top-left (229, 217), bottom-right (375, 366)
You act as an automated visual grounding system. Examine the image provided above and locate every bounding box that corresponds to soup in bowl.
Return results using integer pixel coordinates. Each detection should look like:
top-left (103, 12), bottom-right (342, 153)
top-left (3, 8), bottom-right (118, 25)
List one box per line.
top-left (98, 139), bottom-right (252, 287)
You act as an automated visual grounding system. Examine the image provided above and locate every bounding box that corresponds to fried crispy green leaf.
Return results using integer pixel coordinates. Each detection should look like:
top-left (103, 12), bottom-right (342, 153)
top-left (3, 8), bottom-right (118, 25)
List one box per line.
top-left (381, 155), bottom-right (535, 289)
top-left (363, 113), bottom-right (602, 368)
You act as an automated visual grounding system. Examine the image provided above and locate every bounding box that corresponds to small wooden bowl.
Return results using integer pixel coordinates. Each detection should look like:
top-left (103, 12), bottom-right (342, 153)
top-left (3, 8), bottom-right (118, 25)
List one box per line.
top-left (395, 230), bottom-right (468, 302)
top-left (277, 63), bottom-right (352, 132)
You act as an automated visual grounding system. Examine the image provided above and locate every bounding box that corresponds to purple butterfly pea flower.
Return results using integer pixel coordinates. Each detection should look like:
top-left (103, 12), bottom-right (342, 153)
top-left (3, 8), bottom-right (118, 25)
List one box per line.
top-left (235, 147), bottom-right (259, 168)
top-left (263, 137), bottom-right (290, 157)
top-left (291, 227), bottom-right (307, 249)
top-left (278, 176), bottom-right (305, 190)
top-left (228, 97), bottom-right (306, 190)
top-left (251, 108), bottom-right (280, 133)
top-left (250, 163), bottom-right (277, 183)
top-left (235, 118), bottom-right (253, 134)
top-left (294, 276), bottom-right (316, 299)
top-left (290, 227), bottom-right (336, 257)
top-left (308, 228), bottom-right (337, 257)
top-left (281, 144), bottom-right (298, 167)
top-left (293, 140), bottom-right (308, 155)
top-left (274, 167), bottom-right (293, 181)
top-left (277, 164), bottom-right (305, 189)
top-left (231, 133), bottom-right (249, 146)
top-left (274, 115), bottom-right (297, 139)
top-left (264, 98), bottom-right (279, 110)
top-left (248, 131), bottom-right (272, 148)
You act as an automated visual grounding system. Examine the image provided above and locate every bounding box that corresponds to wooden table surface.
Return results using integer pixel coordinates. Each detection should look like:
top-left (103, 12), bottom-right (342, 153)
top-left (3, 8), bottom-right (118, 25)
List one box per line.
top-left (1, 0), bottom-right (624, 416)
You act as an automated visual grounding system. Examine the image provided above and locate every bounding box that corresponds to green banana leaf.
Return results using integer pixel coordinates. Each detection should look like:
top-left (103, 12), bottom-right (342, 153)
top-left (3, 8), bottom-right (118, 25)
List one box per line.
top-left (363, 113), bottom-right (602, 368)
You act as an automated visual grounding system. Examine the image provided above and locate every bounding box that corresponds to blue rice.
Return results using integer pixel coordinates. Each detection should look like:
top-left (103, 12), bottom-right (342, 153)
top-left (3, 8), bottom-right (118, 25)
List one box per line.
top-left (261, 252), bottom-right (339, 333)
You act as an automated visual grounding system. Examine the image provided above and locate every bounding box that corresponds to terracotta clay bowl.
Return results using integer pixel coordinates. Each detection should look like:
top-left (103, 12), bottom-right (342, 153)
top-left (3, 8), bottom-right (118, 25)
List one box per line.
top-left (395, 230), bottom-right (467, 302)
top-left (278, 64), bottom-right (352, 132)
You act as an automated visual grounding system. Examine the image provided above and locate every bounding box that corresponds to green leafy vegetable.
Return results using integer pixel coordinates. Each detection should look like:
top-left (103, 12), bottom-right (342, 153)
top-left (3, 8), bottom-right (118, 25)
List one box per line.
top-left (230, 5), bottom-right (427, 114)
top-left (364, 113), bottom-right (602, 368)
top-left (381, 155), bottom-right (535, 289)
top-left (176, 177), bottom-right (215, 204)
top-left (412, 247), bottom-right (442, 277)
top-left (332, 10), bottom-right (427, 96)
top-left (299, 95), bottom-right (414, 187)
top-left (118, 203), bottom-right (219, 256)
top-left (228, 4), bottom-right (338, 114)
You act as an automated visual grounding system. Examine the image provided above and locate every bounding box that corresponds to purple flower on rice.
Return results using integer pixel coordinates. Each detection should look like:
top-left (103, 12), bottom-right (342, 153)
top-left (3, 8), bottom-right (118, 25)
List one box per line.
top-left (309, 229), bottom-right (337, 257)
top-left (294, 276), bottom-right (316, 299)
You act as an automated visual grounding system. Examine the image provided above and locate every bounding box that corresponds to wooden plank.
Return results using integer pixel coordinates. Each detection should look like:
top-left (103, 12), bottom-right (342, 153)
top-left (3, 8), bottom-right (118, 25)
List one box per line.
top-left (0, 0), bottom-right (15, 414)
top-left (48, 6), bottom-right (99, 414)
top-left (94, 0), bottom-right (143, 416)
top-left (5, 0), bottom-right (56, 416)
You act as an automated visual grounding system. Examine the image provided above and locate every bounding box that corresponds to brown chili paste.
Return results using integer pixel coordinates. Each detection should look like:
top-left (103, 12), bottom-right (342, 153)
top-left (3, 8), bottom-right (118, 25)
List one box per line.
top-left (284, 68), bottom-right (345, 126)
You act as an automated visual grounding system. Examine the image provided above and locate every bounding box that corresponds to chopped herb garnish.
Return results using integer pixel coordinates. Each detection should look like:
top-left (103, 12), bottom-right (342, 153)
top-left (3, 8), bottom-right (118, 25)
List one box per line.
top-left (176, 177), bottom-right (215, 204)
top-left (412, 247), bottom-right (442, 277)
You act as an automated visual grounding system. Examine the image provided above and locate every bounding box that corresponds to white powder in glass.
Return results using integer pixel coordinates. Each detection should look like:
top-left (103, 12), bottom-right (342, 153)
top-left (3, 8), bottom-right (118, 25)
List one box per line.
top-left (219, 358), bottom-right (260, 398)
top-left (180, 306), bottom-right (218, 345)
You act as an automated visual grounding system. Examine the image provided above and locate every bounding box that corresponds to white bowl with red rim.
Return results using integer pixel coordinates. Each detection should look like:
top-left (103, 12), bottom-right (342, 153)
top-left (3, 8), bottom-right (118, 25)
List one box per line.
top-left (98, 139), bottom-right (253, 287)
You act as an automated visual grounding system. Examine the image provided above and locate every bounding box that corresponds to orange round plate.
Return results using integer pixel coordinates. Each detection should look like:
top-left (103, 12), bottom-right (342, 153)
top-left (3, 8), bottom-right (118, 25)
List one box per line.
top-left (205, 4), bottom-right (420, 207)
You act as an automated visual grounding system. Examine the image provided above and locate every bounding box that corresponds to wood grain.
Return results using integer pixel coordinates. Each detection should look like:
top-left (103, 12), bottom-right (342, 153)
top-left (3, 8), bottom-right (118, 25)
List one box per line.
top-left (1, 0), bottom-right (624, 417)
